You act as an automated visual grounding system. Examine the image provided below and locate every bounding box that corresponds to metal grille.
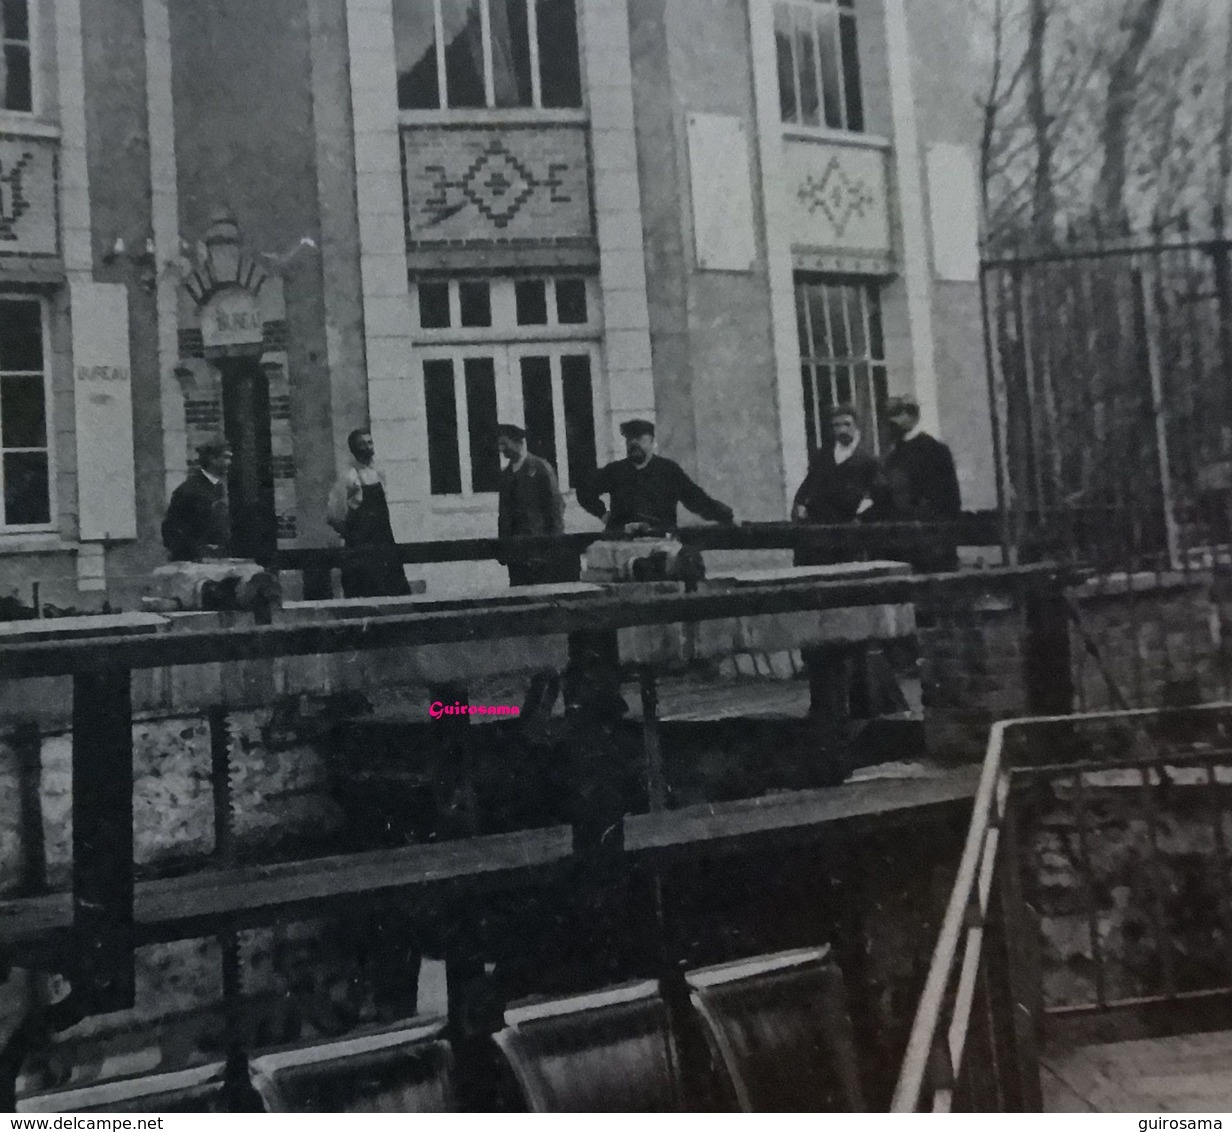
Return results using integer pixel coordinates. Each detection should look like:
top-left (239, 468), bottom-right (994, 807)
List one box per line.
top-left (795, 275), bottom-right (888, 454)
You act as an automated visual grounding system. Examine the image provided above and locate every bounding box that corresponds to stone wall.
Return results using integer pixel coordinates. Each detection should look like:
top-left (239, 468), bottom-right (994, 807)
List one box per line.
top-left (1068, 573), bottom-right (1229, 712)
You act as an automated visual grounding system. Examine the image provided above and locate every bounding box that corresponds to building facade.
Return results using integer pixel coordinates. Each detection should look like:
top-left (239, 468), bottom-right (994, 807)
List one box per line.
top-left (0, 0), bottom-right (991, 610)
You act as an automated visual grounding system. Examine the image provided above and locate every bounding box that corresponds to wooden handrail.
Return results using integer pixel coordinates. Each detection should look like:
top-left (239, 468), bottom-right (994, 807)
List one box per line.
top-left (271, 516), bottom-right (1005, 570)
top-left (0, 564), bottom-right (1064, 680)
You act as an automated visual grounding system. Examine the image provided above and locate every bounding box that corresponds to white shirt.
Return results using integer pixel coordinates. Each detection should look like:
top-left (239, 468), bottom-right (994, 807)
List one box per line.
top-left (200, 467), bottom-right (222, 486)
top-left (833, 434), bottom-right (860, 465)
top-left (902, 424), bottom-right (923, 442)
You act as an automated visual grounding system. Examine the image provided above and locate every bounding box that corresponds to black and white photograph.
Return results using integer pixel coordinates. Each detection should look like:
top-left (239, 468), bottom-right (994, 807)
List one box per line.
top-left (1, 0), bottom-right (1232, 1116)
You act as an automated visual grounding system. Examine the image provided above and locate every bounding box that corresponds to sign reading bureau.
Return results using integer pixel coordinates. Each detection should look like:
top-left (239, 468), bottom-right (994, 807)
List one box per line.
top-left (71, 281), bottom-right (137, 541)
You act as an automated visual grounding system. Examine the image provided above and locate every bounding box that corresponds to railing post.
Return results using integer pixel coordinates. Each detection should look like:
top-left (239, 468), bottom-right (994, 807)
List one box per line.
top-left (71, 669), bottom-right (135, 1013)
top-left (564, 629), bottom-right (627, 982)
top-left (1023, 576), bottom-right (1074, 717)
top-left (989, 794), bottom-right (1043, 1111)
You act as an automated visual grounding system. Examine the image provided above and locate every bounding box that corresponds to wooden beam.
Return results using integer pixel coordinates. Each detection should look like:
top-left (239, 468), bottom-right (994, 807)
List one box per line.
top-left (0, 565), bottom-right (1065, 680)
top-left (0, 768), bottom-right (978, 956)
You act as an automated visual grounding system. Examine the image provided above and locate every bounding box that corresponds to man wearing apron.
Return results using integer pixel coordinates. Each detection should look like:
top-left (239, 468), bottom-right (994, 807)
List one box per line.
top-left (327, 428), bottom-right (412, 598)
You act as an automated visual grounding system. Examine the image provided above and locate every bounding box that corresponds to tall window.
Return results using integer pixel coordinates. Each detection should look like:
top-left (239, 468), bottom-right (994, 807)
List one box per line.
top-left (796, 276), bottom-right (886, 452)
top-left (415, 277), bottom-right (599, 498)
top-left (394, 0), bottom-right (582, 111)
top-left (0, 298), bottom-right (51, 527)
top-left (1, 0), bottom-right (32, 112)
top-left (774, 0), bottom-right (862, 132)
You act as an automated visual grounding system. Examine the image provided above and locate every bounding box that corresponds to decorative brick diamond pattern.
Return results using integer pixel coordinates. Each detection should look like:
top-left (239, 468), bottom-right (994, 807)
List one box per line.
top-left (798, 156), bottom-right (876, 238)
top-left (0, 135), bottom-right (57, 257)
top-left (402, 124), bottom-right (593, 247)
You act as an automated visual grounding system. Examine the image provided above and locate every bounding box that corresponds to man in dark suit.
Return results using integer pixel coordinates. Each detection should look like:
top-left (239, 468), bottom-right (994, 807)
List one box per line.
top-left (873, 396), bottom-right (962, 571)
top-left (577, 418), bottom-right (735, 533)
top-left (162, 437), bottom-right (233, 561)
top-left (496, 423), bottom-right (577, 586)
top-left (792, 404), bottom-right (879, 566)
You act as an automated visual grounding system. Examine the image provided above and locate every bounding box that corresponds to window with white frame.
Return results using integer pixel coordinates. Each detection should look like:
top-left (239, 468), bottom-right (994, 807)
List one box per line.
top-left (774, 0), bottom-right (863, 132)
top-left (394, 0), bottom-right (582, 111)
top-left (1, 0), bottom-right (33, 113)
top-left (0, 297), bottom-right (51, 527)
top-left (795, 275), bottom-right (886, 453)
top-left (414, 277), bottom-right (599, 498)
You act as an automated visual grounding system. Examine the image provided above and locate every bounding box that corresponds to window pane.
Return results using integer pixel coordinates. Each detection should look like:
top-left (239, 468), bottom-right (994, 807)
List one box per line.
top-left (2, 43), bottom-right (29, 113)
top-left (802, 365), bottom-right (819, 453)
top-left (393, 0), bottom-right (441, 109)
top-left (442, 0), bottom-right (486, 108)
top-left (834, 365), bottom-right (852, 405)
top-left (816, 364), bottom-right (834, 412)
top-left (4, 451), bottom-right (49, 525)
top-left (3, 0), bottom-right (30, 40)
top-left (816, 6), bottom-right (843, 129)
top-left (465, 356), bottom-right (500, 492)
top-left (847, 287), bottom-right (868, 358)
top-left (0, 300), bottom-right (41, 371)
top-left (774, 4), bottom-right (797, 123)
top-left (2, 375), bottom-right (45, 448)
top-left (795, 284), bottom-right (812, 357)
top-left (866, 286), bottom-right (884, 358)
top-left (490, 0), bottom-right (533, 107)
top-left (520, 356), bottom-right (556, 473)
top-left (806, 285), bottom-right (830, 358)
top-left (561, 354), bottom-right (596, 487)
top-left (536, 0), bottom-right (581, 108)
top-left (515, 279), bottom-right (548, 325)
top-left (839, 14), bottom-right (864, 131)
top-left (555, 278), bottom-right (588, 324)
top-left (424, 359), bottom-right (462, 495)
top-left (826, 287), bottom-right (850, 357)
top-left (418, 282), bottom-right (451, 328)
top-left (795, 13), bottom-right (820, 127)
top-left (459, 280), bottom-right (491, 326)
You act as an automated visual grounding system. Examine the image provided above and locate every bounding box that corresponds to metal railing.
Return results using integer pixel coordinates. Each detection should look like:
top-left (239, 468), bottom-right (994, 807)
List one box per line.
top-left (891, 703), bottom-right (1232, 1112)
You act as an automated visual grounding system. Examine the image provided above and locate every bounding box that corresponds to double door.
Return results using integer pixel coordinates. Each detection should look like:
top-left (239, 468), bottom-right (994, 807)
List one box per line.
top-left (419, 342), bottom-right (599, 500)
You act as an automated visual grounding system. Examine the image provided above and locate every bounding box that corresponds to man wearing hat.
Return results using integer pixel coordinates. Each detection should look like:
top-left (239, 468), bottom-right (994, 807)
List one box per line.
top-left (162, 436), bottom-right (233, 561)
top-left (495, 423), bottom-right (574, 586)
top-left (791, 403), bottom-right (879, 566)
top-left (872, 395), bottom-right (961, 570)
top-left (577, 418), bottom-right (735, 533)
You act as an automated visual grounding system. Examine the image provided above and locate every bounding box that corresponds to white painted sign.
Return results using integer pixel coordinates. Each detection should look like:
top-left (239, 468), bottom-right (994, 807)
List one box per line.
top-left (926, 143), bottom-right (980, 283)
top-left (71, 281), bottom-right (137, 541)
top-left (201, 286), bottom-right (264, 349)
top-left (687, 113), bottom-right (757, 273)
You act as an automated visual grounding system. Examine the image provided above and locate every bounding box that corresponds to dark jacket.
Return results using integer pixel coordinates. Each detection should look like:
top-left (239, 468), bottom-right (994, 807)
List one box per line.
top-left (792, 445), bottom-right (880, 566)
top-left (498, 453), bottom-right (565, 543)
top-left (873, 432), bottom-right (961, 521)
top-left (793, 446), bottom-right (879, 523)
top-left (577, 455), bottom-right (733, 531)
top-left (162, 468), bottom-right (231, 561)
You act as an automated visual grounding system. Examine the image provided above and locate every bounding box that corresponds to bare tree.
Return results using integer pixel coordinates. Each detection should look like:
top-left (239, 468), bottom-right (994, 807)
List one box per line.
top-left (1094, 0), bottom-right (1167, 224)
top-left (1024, 0), bottom-right (1057, 244)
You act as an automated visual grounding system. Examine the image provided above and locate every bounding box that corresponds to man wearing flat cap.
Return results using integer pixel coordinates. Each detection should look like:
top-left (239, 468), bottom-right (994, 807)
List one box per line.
top-left (496, 423), bottom-right (574, 586)
top-left (871, 395), bottom-right (962, 570)
top-left (577, 418), bottom-right (735, 534)
top-left (162, 436), bottom-right (233, 561)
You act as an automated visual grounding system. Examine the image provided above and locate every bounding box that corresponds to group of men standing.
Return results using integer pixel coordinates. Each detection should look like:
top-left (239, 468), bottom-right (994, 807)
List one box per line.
top-left (162, 394), bottom-right (960, 593)
top-left (791, 396), bottom-right (962, 570)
